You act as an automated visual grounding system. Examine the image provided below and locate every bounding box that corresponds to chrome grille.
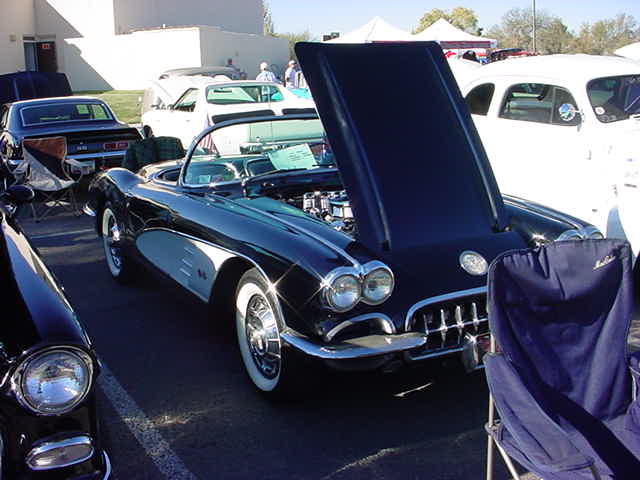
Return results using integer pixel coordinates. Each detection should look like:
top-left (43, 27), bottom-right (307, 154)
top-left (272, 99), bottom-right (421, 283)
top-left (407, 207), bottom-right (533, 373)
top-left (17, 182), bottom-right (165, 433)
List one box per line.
top-left (405, 288), bottom-right (488, 361)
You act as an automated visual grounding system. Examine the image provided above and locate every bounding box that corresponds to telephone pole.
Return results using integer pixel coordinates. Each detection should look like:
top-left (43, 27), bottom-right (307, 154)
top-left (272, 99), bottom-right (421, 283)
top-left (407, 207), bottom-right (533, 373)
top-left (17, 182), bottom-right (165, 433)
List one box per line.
top-left (532, 0), bottom-right (537, 53)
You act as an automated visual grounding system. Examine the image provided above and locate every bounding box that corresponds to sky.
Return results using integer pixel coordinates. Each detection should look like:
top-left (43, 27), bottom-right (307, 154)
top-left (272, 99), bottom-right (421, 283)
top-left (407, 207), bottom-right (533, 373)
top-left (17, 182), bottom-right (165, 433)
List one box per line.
top-left (267, 0), bottom-right (640, 38)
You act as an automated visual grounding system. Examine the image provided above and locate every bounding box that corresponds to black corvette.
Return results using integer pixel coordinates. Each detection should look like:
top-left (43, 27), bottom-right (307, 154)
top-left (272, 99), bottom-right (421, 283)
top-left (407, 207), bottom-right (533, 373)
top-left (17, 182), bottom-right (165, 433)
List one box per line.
top-left (85, 42), bottom-right (602, 396)
top-left (0, 186), bottom-right (110, 478)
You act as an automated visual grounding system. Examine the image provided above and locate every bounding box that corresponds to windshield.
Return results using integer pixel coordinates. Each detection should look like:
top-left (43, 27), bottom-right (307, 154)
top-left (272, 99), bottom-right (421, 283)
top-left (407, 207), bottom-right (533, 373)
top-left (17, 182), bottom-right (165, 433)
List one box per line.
top-left (206, 85), bottom-right (284, 105)
top-left (183, 118), bottom-right (333, 186)
top-left (587, 75), bottom-right (640, 123)
top-left (20, 102), bottom-right (111, 126)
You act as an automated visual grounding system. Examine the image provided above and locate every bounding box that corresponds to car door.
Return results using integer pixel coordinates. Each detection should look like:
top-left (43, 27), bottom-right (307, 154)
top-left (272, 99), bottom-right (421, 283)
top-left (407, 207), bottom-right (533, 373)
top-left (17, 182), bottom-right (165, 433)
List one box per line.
top-left (164, 88), bottom-right (199, 147)
top-left (469, 79), bottom-right (599, 223)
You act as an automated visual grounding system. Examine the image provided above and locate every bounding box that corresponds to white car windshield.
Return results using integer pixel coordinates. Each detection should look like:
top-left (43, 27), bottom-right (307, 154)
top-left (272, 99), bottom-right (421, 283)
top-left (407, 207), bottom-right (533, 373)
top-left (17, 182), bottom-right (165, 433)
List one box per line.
top-left (587, 75), bottom-right (640, 123)
top-left (206, 85), bottom-right (284, 105)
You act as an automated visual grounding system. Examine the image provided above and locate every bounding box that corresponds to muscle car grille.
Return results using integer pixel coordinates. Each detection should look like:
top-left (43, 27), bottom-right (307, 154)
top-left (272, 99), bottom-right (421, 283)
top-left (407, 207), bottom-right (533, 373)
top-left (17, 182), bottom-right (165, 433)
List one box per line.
top-left (406, 290), bottom-right (488, 360)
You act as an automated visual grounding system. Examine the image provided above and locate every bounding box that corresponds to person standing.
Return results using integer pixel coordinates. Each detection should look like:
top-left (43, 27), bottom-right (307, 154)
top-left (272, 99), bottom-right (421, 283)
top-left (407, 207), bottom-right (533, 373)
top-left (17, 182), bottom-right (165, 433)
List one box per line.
top-left (256, 62), bottom-right (278, 82)
top-left (225, 58), bottom-right (241, 79)
top-left (284, 59), bottom-right (300, 89)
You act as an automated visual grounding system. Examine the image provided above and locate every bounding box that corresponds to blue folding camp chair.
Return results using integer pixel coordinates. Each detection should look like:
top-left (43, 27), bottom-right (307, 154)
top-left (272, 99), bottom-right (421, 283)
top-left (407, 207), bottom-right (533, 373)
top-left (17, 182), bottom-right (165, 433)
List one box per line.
top-left (484, 239), bottom-right (640, 480)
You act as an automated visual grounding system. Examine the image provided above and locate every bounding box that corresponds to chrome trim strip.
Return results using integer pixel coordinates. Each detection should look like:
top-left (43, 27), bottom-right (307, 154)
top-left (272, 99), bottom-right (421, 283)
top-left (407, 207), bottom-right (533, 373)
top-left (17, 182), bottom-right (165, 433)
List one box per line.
top-left (102, 451), bottom-right (112, 479)
top-left (236, 201), bottom-right (362, 268)
top-left (139, 227), bottom-right (287, 327)
top-left (406, 345), bottom-right (465, 361)
top-left (404, 287), bottom-right (487, 332)
top-left (324, 313), bottom-right (395, 342)
top-left (82, 204), bottom-right (97, 217)
top-left (281, 329), bottom-right (426, 360)
top-left (26, 435), bottom-right (94, 471)
top-left (67, 151), bottom-right (126, 161)
top-left (503, 195), bottom-right (582, 229)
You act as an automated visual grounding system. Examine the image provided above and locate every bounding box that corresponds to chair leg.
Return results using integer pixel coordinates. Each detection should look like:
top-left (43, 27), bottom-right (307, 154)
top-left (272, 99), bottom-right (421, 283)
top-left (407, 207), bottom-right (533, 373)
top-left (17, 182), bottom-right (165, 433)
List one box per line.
top-left (486, 434), bottom-right (495, 480)
top-left (495, 441), bottom-right (521, 479)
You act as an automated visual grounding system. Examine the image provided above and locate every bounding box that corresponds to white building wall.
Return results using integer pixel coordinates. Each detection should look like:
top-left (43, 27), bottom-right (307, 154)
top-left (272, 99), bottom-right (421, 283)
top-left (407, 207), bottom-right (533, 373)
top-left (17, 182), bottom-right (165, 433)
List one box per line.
top-left (35, 0), bottom-right (116, 37)
top-left (113, 0), bottom-right (263, 35)
top-left (64, 27), bottom-right (203, 90)
top-left (199, 27), bottom-right (288, 79)
top-left (0, 1), bottom-right (36, 73)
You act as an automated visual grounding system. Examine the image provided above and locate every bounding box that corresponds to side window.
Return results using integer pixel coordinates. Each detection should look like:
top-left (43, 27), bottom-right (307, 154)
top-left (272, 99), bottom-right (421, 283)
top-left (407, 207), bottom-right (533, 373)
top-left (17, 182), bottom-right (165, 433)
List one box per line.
top-left (465, 83), bottom-right (495, 116)
top-left (499, 83), bottom-right (554, 124)
top-left (551, 87), bottom-right (580, 126)
top-left (174, 88), bottom-right (199, 112)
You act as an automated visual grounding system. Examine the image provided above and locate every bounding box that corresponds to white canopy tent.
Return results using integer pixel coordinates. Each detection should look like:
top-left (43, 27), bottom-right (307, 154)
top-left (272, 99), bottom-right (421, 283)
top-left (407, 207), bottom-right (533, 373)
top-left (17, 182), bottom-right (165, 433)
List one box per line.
top-left (325, 16), bottom-right (414, 43)
top-left (413, 18), bottom-right (497, 49)
top-left (615, 42), bottom-right (640, 61)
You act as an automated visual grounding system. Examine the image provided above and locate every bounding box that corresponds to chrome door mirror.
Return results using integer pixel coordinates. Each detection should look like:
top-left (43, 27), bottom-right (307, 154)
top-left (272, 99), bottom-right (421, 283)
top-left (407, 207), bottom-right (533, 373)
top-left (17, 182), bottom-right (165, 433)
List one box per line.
top-left (558, 103), bottom-right (579, 123)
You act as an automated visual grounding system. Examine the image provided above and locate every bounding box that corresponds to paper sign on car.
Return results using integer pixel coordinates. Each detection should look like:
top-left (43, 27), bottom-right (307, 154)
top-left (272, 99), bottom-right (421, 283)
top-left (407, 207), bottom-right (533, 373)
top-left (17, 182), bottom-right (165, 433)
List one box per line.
top-left (267, 144), bottom-right (316, 170)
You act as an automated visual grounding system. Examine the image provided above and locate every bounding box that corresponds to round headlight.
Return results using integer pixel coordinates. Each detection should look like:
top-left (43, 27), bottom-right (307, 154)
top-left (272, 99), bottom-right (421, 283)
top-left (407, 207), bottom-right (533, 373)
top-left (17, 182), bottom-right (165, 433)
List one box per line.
top-left (362, 267), bottom-right (394, 305)
top-left (325, 273), bottom-right (361, 312)
top-left (15, 349), bottom-right (93, 415)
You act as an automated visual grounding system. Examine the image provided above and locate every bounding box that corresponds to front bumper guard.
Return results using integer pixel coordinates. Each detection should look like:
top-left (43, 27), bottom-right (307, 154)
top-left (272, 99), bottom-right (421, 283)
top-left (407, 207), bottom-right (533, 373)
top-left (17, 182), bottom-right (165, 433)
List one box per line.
top-left (282, 329), bottom-right (490, 370)
top-left (281, 330), bottom-right (426, 360)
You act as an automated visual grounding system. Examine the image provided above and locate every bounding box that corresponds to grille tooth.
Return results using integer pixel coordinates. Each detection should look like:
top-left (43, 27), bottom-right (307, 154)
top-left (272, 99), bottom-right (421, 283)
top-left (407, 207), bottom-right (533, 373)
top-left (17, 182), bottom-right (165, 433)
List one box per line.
top-left (471, 302), bottom-right (480, 332)
top-left (407, 293), bottom-right (488, 359)
top-left (455, 305), bottom-right (464, 337)
top-left (439, 308), bottom-right (448, 345)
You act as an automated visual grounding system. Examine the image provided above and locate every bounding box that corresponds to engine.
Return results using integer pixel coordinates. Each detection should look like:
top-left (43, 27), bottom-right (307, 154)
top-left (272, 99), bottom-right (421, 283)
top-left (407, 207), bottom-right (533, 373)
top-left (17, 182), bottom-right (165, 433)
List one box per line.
top-left (302, 190), bottom-right (356, 237)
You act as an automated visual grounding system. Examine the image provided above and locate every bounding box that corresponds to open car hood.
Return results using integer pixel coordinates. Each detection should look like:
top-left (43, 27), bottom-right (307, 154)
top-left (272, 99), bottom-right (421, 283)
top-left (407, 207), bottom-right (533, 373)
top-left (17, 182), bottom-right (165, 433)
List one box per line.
top-left (296, 42), bottom-right (508, 254)
top-left (0, 71), bottom-right (72, 105)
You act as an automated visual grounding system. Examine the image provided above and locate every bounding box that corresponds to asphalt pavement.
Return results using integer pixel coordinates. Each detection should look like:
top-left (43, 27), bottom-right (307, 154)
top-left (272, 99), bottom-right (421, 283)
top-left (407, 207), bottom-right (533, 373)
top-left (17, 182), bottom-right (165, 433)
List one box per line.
top-left (19, 201), bottom-right (638, 480)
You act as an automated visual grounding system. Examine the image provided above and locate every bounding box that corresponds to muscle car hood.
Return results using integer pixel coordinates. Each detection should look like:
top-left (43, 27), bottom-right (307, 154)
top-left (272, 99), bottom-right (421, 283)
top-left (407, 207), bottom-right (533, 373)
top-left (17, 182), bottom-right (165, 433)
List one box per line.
top-left (296, 42), bottom-right (508, 255)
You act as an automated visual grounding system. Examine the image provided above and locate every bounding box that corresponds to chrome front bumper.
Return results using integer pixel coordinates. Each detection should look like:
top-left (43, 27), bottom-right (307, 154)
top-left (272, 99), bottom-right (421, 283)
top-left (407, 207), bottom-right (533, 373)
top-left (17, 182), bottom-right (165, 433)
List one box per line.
top-left (281, 328), bottom-right (490, 371)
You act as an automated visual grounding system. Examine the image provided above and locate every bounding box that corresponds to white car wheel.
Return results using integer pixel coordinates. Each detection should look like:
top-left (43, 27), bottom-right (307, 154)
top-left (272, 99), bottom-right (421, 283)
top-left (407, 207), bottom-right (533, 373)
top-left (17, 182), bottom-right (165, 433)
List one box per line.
top-left (101, 205), bottom-right (135, 284)
top-left (235, 269), bottom-right (285, 393)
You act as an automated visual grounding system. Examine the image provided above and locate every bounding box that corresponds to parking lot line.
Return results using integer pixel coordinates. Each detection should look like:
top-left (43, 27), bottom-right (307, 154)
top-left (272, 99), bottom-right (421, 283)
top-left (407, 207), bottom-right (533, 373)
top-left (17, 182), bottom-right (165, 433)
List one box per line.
top-left (98, 363), bottom-right (198, 480)
top-left (29, 228), bottom-right (95, 240)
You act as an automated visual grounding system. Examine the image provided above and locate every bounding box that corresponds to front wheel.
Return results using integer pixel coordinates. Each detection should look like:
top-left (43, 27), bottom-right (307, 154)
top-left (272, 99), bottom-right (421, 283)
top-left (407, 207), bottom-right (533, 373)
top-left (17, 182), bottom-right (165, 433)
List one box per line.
top-left (101, 204), bottom-right (136, 284)
top-left (235, 268), bottom-right (300, 396)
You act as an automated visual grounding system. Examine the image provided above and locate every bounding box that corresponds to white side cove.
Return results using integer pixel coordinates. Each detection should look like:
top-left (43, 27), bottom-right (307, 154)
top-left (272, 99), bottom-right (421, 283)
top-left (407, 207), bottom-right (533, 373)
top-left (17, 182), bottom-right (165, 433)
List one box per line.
top-left (136, 229), bottom-right (234, 302)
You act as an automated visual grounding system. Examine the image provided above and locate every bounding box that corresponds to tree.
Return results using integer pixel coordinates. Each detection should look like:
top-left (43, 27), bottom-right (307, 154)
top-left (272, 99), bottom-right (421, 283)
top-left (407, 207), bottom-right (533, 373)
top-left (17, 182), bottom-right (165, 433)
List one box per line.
top-left (488, 7), bottom-right (572, 53)
top-left (277, 30), bottom-right (312, 62)
top-left (413, 7), bottom-right (479, 34)
top-left (262, 0), bottom-right (276, 37)
top-left (572, 14), bottom-right (640, 54)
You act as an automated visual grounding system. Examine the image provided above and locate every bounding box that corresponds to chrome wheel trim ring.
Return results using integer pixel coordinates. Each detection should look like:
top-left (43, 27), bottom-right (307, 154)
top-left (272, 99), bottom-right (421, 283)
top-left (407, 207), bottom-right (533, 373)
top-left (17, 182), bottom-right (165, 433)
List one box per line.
top-left (245, 293), bottom-right (281, 379)
top-left (236, 281), bottom-right (282, 391)
top-left (102, 209), bottom-right (123, 277)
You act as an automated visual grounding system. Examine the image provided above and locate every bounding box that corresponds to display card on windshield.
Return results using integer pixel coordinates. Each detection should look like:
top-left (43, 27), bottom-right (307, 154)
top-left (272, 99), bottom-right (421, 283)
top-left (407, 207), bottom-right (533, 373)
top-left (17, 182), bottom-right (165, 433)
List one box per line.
top-left (267, 144), bottom-right (316, 170)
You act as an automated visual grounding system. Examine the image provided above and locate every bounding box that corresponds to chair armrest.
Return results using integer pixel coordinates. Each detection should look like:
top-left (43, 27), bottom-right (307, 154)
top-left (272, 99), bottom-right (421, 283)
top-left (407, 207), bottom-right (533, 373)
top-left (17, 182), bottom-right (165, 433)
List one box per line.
top-left (485, 353), bottom-right (595, 473)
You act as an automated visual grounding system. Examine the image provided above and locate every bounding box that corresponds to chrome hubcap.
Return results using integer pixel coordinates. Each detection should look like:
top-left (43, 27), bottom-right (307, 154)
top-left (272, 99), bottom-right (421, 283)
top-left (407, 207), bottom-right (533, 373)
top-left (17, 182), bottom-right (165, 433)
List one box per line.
top-left (245, 294), bottom-right (281, 379)
top-left (104, 215), bottom-right (122, 270)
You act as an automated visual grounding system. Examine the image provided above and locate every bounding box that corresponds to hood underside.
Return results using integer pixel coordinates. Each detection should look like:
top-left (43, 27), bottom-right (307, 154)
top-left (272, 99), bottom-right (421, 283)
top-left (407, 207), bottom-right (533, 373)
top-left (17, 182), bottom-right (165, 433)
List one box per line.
top-left (295, 41), bottom-right (508, 254)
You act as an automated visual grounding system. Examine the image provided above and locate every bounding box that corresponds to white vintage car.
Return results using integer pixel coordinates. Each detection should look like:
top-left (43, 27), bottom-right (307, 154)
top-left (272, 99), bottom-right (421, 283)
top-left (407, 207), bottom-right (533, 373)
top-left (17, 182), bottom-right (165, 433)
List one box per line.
top-left (461, 55), bottom-right (640, 249)
top-left (140, 76), bottom-right (316, 149)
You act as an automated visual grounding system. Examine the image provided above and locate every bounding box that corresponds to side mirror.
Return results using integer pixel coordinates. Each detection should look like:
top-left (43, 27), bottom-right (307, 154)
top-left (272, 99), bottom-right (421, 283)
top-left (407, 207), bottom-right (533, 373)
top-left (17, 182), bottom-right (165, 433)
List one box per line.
top-left (558, 103), bottom-right (580, 123)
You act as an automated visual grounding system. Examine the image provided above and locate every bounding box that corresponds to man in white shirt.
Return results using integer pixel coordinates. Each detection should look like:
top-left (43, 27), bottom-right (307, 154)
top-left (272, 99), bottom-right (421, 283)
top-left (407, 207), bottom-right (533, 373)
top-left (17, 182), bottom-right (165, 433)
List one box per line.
top-left (256, 62), bottom-right (279, 82)
top-left (284, 60), bottom-right (300, 89)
